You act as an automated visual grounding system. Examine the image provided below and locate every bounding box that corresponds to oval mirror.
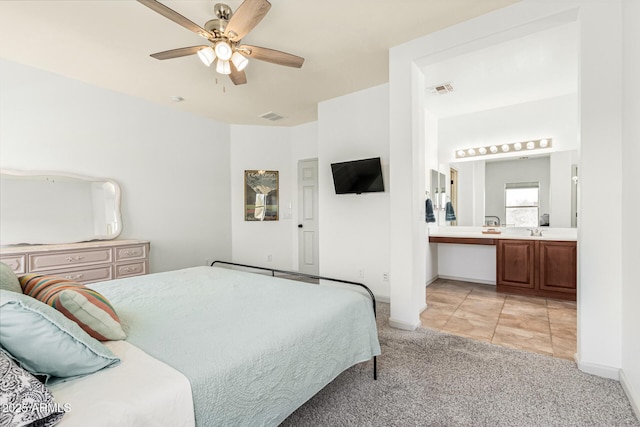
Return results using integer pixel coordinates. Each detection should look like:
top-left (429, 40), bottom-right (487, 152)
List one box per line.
top-left (0, 169), bottom-right (122, 245)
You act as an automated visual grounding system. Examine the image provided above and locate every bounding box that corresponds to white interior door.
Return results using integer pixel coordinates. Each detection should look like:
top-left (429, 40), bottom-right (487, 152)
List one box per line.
top-left (298, 159), bottom-right (319, 275)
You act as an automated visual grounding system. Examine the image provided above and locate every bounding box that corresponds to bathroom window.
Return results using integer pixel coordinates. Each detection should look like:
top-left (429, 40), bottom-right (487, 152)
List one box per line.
top-left (505, 182), bottom-right (539, 227)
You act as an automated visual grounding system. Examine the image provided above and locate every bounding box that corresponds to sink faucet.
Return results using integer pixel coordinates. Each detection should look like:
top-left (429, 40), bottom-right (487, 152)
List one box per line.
top-left (528, 228), bottom-right (543, 237)
top-left (485, 216), bottom-right (501, 227)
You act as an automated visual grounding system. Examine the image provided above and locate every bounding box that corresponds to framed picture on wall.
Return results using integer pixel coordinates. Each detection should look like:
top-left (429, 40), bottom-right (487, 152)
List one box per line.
top-left (244, 170), bottom-right (279, 221)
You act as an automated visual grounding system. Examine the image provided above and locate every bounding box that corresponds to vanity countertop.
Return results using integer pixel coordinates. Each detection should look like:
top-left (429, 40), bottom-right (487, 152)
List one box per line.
top-left (428, 226), bottom-right (577, 242)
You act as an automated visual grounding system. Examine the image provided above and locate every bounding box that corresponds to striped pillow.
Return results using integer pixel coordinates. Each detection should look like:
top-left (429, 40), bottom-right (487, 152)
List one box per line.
top-left (19, 274), bottom-right (126, 341)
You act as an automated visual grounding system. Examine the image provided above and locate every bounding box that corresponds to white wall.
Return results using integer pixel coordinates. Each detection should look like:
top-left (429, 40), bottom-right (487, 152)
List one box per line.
top-left (576, 0), bottom-right (623, 378)
top-left (438, 94), bottom-right (578, 162)
top-left (621, 0), bottom-right (640, 417)
top-left (0, 59), bottom-right (231, 272)
top-left (318, 84), bottom-right (391, 300)
top-left (229, 125), bottom-right (296, 270)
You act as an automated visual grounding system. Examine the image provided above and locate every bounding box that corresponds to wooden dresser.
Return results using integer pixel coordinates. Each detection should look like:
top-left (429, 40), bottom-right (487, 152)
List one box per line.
top-left (0, 239), bottom-right (150, 285)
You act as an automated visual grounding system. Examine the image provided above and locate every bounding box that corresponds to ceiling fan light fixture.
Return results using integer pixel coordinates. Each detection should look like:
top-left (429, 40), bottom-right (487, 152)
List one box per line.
top-left (216, 59), bottom-right (231, 75)
top-left (197, 47), bottom-right (216, 67)
top-left (214, 41), bottom-right (233, 61)
top-left (231, 51), bottom-right (249, 71)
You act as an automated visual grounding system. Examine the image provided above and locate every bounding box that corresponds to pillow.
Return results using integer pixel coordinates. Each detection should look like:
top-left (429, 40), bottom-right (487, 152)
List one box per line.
top-left (0, 290), bottom-right (120, 385)
top-left (0, 262), bottom-right (22, 294)
top-left (19, 274), bottom-right (126, 341)
top-left (0, 350), bottom-right (66, 426)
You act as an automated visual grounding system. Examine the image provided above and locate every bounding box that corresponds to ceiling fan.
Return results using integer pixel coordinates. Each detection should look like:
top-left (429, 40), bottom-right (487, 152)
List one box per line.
top-left (137, 0), bottom-right (304, 85)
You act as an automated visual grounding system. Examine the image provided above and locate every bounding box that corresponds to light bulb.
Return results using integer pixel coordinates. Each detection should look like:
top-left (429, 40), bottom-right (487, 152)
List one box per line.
top-left (197, 47), bottom-right (215, 67)
top-left (214, 42), bottom-right (232, 61)
top-left (467, 148), bottom-right (476, 156)
top-left (539, 139), bottom-right (549, 148)
top-left (216, 59), bottom-right (231, 74)
top-left (490, 145), bottom-right (498, 154)
top-left (457, 150), bottom-right (465, 157)
top-left (231, 51), bottom-right (248, 71)
top-left (526, 141), bottom-right (535, 149)
top-left (514, 142), bottom-right (522, 151)
top-left (501, 144), bottom-right (510, 152)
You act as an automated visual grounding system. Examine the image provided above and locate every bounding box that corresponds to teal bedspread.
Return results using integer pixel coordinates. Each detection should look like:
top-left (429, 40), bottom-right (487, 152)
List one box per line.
top-left (91, 266), bottom-right (380, 426)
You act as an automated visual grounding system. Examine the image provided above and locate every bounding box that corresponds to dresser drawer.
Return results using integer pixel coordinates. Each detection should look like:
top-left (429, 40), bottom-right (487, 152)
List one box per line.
top-left (115, 244), bottom-right (148, 262)
top-left (29, 248), bottom-right (113, 272)
top-left (51, 266), bottom-right (114, 285)
top-left (115, 261), bottom-right (148, 279)
top-left (0, 255), bottom-right (26, 274)
top-left (2, 239), bottom-right (149, 282)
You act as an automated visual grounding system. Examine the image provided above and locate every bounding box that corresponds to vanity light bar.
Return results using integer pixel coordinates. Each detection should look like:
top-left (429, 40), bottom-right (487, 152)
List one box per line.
top-left (455, 138), bottom-right (552, 159)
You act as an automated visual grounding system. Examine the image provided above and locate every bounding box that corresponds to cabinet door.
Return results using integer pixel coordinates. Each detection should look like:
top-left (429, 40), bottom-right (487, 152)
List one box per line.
top-left (538, 241), bottom-right (577, 294)
top-left (497, 239), bottom-right (536, 289)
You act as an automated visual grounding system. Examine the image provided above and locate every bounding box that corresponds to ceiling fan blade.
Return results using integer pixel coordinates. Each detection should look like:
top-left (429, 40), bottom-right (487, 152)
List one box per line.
top-left (150, 46), bottom-right (209, 60)
top-left (137, 0), bottom-right (212, 39)
top-left (238, 45), bottom-right (304, 68)
top-left (224, 0), bottom-right (271, 41)
top-left (229, 63), bottom-right (248, 85)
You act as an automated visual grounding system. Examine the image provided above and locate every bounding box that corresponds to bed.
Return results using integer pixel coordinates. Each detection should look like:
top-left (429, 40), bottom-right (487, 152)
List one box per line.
top-left (40, 263), bottom-right (381, 426)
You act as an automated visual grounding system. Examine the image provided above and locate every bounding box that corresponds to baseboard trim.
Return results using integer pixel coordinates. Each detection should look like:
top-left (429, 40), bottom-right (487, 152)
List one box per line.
top-left (437, 274), bottom-right (496, 286)
top-left (575, 356), bottom-right (620, 380)
top-left (419, 303), bottom-right (428, 314)
top-left (620, 369), bottom-right (640, 421)
top-left (426, 275), bottom-right (439, 286)
top-left (389, 317), bottom-right (420, 331)
top-left (375, 295), bottom-right (390, 304)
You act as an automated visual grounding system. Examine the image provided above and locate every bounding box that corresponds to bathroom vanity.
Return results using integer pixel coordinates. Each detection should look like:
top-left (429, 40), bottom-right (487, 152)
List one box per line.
top-left (429, 227), bottom-right (577, 301)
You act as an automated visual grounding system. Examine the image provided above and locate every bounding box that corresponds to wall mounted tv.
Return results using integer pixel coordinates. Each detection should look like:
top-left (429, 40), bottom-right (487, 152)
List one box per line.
top-left (331, 157), bottom-right (385, 194)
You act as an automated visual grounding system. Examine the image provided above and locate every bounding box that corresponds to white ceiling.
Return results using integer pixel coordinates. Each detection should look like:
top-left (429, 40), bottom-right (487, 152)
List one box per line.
top-left (0, 0), bottom-right (517, 126)
top-left (422, 22), bottom-right (578, 118)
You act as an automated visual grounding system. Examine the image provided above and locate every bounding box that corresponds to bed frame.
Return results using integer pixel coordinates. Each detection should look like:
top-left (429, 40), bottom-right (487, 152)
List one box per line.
top-left (211, 260), bottom-right (378, 380)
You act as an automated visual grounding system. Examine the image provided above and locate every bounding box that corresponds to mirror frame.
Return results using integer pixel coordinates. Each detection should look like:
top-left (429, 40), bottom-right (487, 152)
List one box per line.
top-left (0, 169), bottom-right (122, 245)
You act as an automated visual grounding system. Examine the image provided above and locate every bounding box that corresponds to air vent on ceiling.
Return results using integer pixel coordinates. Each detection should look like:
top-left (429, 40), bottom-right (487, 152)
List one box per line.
top-left (259, 111), bottom-right (284, 121)
top-left (427, 82), bottom-right (454, 95)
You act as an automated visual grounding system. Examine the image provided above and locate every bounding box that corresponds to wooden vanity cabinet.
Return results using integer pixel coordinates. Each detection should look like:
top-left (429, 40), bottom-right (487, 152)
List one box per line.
top-left (497, 239), bottom-right (576, 301)
top-left (496, 240), bottom-right (536, 290)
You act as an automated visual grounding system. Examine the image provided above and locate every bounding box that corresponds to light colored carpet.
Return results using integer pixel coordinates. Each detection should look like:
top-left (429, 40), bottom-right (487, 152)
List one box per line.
top-left (282, 303), bottom-right (639, 426)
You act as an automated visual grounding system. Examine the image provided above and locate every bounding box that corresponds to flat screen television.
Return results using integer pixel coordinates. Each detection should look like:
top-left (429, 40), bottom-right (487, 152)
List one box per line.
top-left (331, 157), bottom-right (384, 194)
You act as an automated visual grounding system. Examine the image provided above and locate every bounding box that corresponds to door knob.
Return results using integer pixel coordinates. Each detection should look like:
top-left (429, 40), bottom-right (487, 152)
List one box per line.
top-left (298, 224), bottom-right (303, 228)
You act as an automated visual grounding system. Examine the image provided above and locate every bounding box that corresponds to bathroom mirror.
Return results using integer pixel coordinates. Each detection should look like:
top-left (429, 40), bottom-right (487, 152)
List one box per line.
top-left (0, 169), bottom-right (122, 245)
top-left (429, 169), bottom-right (446, 210)
top-left (449, 150), bottom-right (577, 228)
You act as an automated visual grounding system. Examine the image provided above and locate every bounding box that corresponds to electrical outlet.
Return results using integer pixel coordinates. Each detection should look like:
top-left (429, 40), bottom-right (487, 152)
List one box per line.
top-left (383, 272), bottom-right (389, 281)
top-left (358, 269), bottom-right (365, 278)
top-left (267, 254), bottom-right (273, 262)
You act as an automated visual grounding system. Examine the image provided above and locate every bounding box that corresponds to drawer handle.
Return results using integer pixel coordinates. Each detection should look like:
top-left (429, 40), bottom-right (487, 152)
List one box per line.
top-left (64, 273), bottom-right (84, 280)
top-left (121, 266), bottom-right (138, 273)
top-left (65, 255), bottom-right (85, 263)
top-left (122, 250), bottom-right (137, 256)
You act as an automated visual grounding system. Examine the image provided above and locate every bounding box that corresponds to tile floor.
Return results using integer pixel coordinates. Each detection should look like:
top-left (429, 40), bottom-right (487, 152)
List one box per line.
top-left (421, 278), bottom-right (577, 360)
